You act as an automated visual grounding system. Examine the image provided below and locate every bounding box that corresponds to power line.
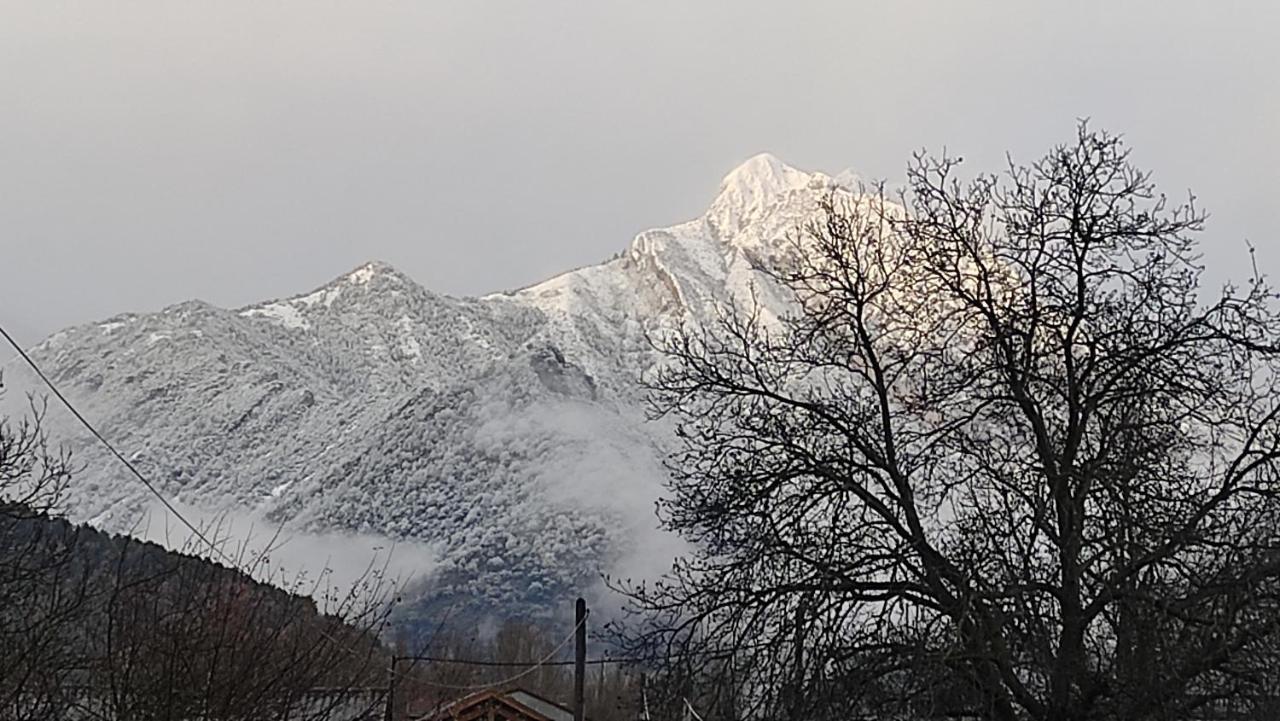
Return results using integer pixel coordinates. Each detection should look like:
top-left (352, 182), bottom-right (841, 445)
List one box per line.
top-left (0, 322), bottom-right (234, 566)
top-left (0, 320), bottom-right (437, 685)
top-left (397, 656), bottom-right (627, 668)
top-left (407, 616), bottom-right (591, 691)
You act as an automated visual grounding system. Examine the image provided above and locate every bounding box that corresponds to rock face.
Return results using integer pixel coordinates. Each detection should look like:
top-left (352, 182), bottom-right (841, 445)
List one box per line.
top-left (12, 155), bottom-right (858, 621)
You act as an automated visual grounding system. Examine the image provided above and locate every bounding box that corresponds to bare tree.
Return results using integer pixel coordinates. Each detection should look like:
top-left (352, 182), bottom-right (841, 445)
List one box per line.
top-left (616, 124), bottom-right (1280, 721)
top-left (86, 532), bottom-right (394, 721)
top-left (0, 389), bottom-right (87, 721)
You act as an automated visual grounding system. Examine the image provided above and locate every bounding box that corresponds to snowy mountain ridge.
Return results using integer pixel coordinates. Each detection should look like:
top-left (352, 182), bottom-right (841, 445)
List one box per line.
top-left (15, 154), bottom-right (859, 622)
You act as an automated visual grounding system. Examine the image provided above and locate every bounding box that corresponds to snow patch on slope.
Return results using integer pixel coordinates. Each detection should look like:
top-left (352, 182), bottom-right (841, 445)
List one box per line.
top-left (240, 302), bottom-right (310, 330)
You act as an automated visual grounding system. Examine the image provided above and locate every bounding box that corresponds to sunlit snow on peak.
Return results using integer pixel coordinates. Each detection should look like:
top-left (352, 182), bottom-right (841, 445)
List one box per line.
top-left (716, 153), bottom-right (807, 206)
top-left (348, 263), bottom-right (379, 285)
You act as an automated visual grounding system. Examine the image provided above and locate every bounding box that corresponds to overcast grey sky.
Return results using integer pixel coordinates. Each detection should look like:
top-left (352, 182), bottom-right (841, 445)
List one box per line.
top-left (2, 2), bottom-right (1277, 344)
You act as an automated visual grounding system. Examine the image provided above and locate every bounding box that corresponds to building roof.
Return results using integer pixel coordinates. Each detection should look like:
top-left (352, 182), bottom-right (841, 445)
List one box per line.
top-left (421, 687), bottom-right (577, 721)
top-left (506, 690), bottom-right (574, 721)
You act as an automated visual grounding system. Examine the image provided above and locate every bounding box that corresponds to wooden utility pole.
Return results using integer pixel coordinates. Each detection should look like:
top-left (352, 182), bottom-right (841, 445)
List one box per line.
top-left (384, 655), bottom-right (398, 721)
top-left (640, 673), bottom-right (651, 721)
top-left (574, 597), bottom-right (588, 721)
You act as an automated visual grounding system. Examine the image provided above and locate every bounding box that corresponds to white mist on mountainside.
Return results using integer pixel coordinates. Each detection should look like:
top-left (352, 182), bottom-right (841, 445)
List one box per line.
top-left (131, 497), bottom-right (443, 599)
top-left (8, 154), bottom-right (861, 624)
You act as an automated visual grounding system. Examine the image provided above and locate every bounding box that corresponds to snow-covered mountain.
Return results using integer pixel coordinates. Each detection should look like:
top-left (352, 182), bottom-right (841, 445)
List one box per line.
top-left (12, 154), bottom-right (857, 622)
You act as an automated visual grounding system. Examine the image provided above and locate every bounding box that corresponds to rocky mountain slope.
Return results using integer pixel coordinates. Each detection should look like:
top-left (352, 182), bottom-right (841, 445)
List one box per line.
top-left (9, 154), bottom-right (857, 622)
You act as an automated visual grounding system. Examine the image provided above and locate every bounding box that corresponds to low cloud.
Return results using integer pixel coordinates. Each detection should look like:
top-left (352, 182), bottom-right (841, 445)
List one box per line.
top-left (133, 498), bottom-right (441, 603)
top-left (474, 398), bottom-right (690, 613)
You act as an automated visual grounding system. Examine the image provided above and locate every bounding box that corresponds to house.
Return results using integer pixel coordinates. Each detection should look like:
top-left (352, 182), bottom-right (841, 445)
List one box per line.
top-left (419, 687), bottom-right (577, 721)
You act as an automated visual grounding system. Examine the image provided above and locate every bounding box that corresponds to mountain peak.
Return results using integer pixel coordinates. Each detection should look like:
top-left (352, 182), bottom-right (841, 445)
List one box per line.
top-left (237, 260), bottom-right (418, 320)
top-left (712, 153), bottom-right (826, 216)
top-left (704, 153), bottom-right (830, 240)
top-left (717, 153), bottom-right (804, 200)
top-left (343, 260), bottom-right (407, 285)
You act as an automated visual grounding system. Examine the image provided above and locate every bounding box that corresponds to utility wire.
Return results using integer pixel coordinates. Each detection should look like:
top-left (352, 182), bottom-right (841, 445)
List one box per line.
top-left (411, 615), bottom-right (590, 691)
top-left (398, 656), bottom-right (626, 668)
top-left (0, 321), bottom-right (422, 683)
top-left (0, 322), bottom-right (234, 566)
